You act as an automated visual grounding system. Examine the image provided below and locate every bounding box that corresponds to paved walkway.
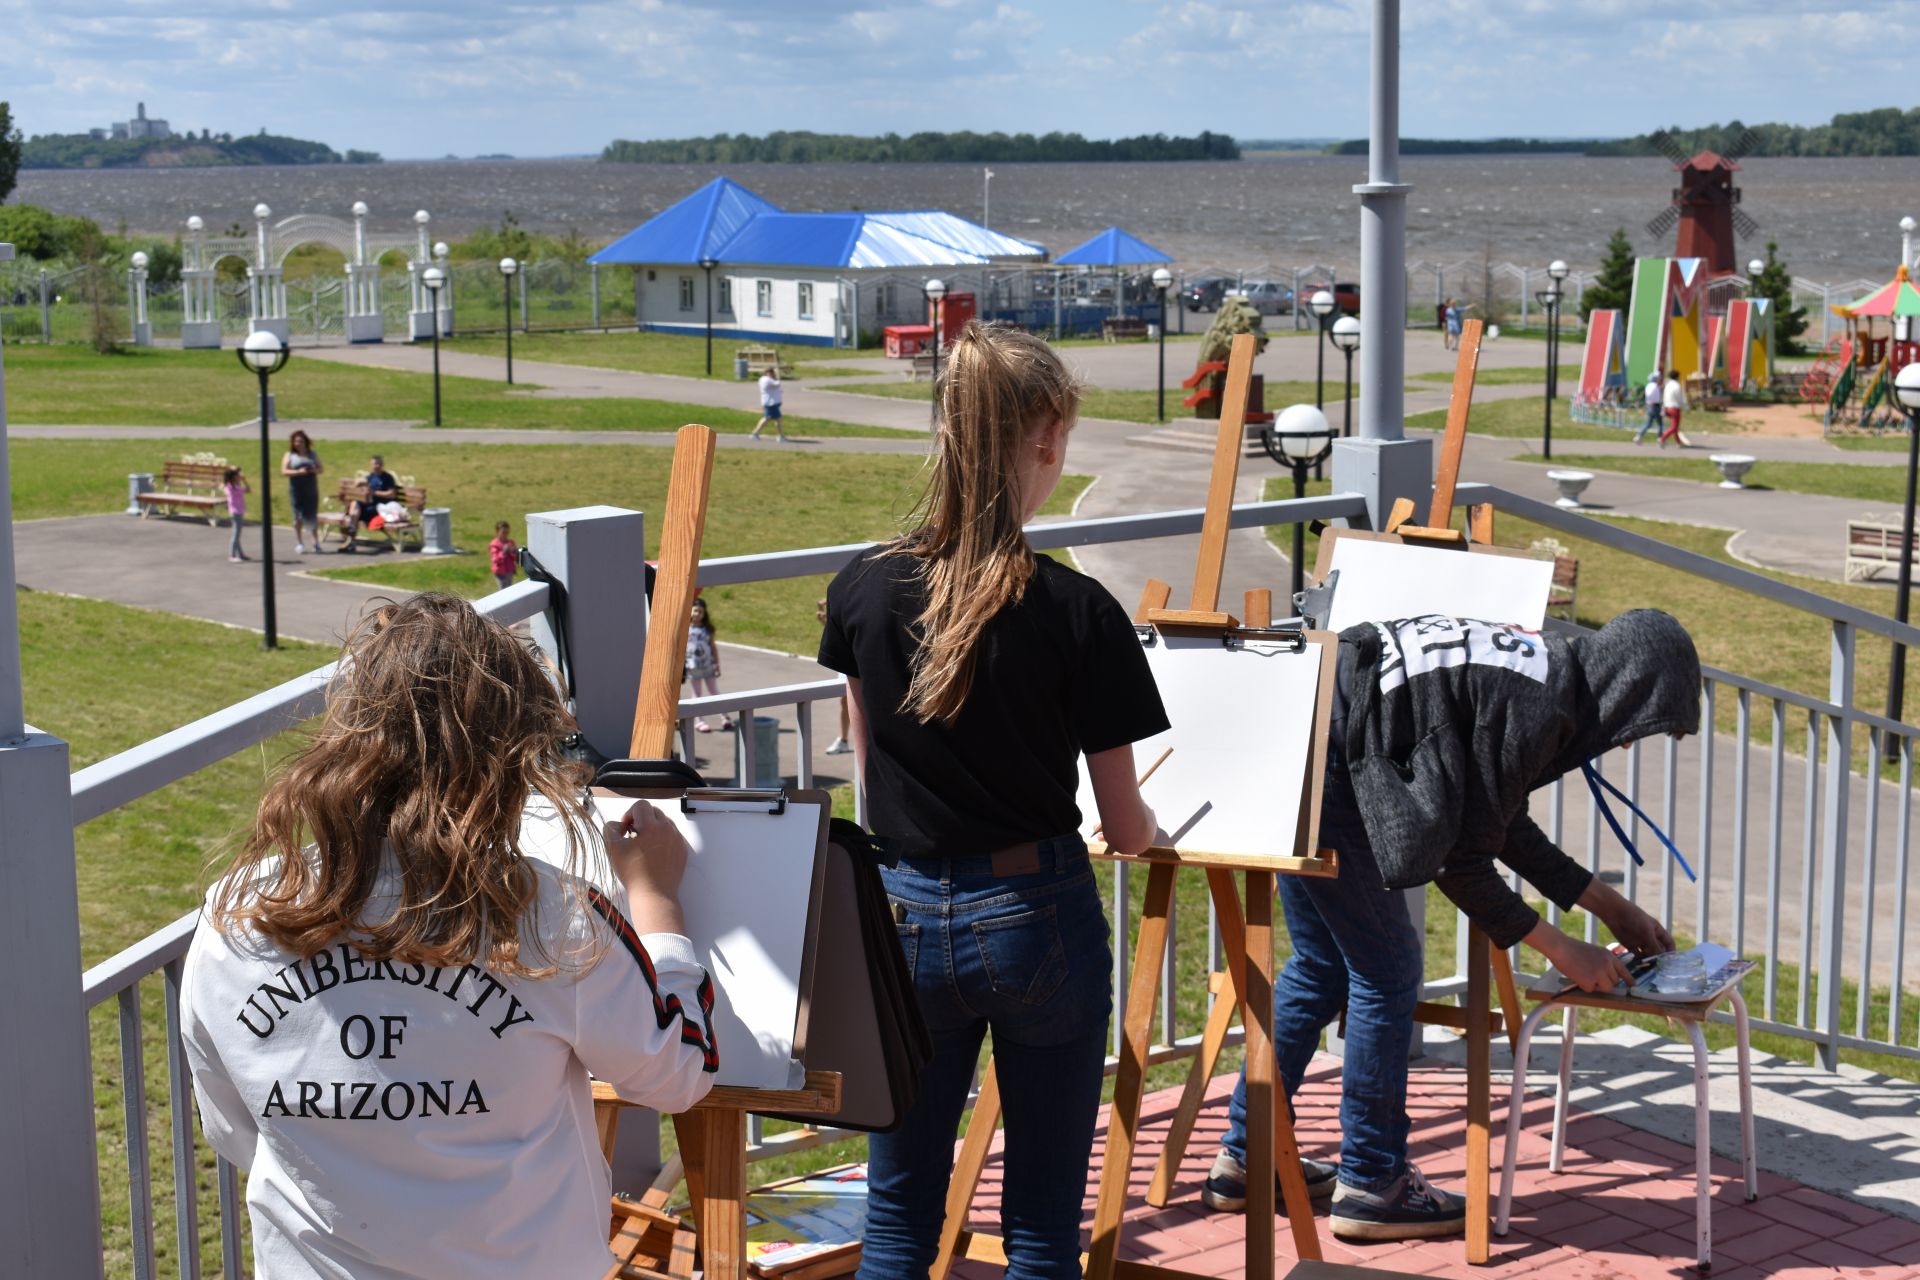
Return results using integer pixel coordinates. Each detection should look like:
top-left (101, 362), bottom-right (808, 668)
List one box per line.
top-left (949, 1046), bottom-right (1920, 1280)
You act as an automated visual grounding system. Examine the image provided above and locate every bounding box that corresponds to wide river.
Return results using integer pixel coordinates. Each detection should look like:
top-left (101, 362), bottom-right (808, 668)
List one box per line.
top-left (15, 154), bottom-right (1917, 282)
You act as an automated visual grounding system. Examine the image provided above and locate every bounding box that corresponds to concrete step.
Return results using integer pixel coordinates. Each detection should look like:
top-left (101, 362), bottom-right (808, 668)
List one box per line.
top-left (1128, 421), bottom-right (1269, 457)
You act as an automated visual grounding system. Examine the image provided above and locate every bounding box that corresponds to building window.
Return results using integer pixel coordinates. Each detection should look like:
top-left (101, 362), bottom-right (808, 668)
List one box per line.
top-left (756, 279), bottom-right (774, 317)
top-left (719, 278), bottom-right (733, 314)
top-left (798, 282), bottom-right (814, 320)
top-left (678, 277), bottom-right (694, 312)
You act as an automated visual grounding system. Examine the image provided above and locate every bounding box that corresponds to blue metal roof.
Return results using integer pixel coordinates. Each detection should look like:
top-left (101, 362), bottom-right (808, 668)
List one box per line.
top-left (1054, 226), bottom-right (1174, 267)
top-left (590, 179), bottom-right (1024, 270)
top-left (864, 212), bottom-right (1046, 261)
top-left (590, 177), bottom-right (782, 266)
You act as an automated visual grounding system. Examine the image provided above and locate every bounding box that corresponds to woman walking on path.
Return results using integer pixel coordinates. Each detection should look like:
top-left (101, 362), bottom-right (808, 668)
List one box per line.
top-left (281, 430), bottom-right (323, 554)
top-left (223, 468), bottom-right (250, 562)
top-left (819, 321), bottom-right (1166, 1280)
top-left (752, 367), bottom-right (787, 442)
top-left (1660, 369), bottom-right (1689, 447)
top-left (1633, 371), bottom-right (1663, 444)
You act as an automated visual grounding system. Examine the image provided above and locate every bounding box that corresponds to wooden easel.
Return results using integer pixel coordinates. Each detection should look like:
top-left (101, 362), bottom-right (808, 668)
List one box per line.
top-left (590, 423), bottom-right (843, 1280)
top-left (930, 335), bottom-right (1328, 1280)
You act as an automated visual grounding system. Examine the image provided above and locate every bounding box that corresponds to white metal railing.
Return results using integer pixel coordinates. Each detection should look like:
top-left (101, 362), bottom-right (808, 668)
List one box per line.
top-left (71, 484), bottom-right (1920, 1273)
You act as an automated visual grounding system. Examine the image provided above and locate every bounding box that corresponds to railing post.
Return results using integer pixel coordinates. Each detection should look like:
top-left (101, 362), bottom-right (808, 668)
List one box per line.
top-left (0, 253), bottom-right (107, 1272)
top-left (1815, 620), bottom-right (1855, 1071)
top-left (524, 506), bottom-right (649, 762)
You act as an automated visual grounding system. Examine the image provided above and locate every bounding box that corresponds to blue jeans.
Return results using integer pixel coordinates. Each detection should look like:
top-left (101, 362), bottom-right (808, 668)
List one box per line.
top-left (1634, 400), bottom-right (1663, 443)
top-left (1223, 767), bottom-right (1424, 1192)
top-left (857, 837), bottom-right (1111, 1280)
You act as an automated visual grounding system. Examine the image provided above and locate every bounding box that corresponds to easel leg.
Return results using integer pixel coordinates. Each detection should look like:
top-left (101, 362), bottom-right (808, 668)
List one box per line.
top-left (1490, 946), bottom-right (1524, 1055)
top-left (930, 1060), bottom-right (1002, 1280)
top-left (1466, 927), bottom-right (1492, 1265)
top-left (1246, 869), bottom-right (1320, 1269)
top-left (1147, 868), bottom-right (1250, 1207)
top-left (672, 1110), bottom-right (747, 1280)
top-left (1087, 862), bottom-right (1176, 1280)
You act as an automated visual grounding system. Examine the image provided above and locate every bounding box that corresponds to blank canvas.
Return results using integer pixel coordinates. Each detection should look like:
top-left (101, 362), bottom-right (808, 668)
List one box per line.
top-left (1320, 534), bottom-right (1553, 632)
top-left (519, 793), bottom-right (825, 1091)
top-left (1076, 631), bottom-right (1327, 862)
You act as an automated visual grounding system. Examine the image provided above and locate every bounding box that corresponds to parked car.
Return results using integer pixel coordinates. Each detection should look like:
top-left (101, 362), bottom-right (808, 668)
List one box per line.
top-left (1302, 281), bottom-right (1362, 316)
top-left (1224, 280), bottom-right (1294, 316)
top-left (1180, 276), bottom-right (1230, 312)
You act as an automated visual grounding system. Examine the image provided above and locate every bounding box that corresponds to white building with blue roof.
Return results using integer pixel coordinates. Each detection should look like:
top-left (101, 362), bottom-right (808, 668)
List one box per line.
top-left (590, 177), bottom-right (1047, 346)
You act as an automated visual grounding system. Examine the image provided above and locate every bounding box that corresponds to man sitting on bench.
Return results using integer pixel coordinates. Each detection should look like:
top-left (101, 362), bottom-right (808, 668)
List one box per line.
top-left (343, 455), bottom-right (400, 550)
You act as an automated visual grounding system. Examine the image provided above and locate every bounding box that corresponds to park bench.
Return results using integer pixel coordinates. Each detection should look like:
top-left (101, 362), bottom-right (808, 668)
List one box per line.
top-left (316, 477), bottom-right (429, 550)
top-left (1844, 520), bottom-right (1918, 583)
top-left (1102, 316), bottom-right (1149, 343)
top-left (735, 345), bottom-right (795, 378)
top-left (136, 459), bottom-right (233, 525)
top-left (906, 351), bottom-right (938, 382)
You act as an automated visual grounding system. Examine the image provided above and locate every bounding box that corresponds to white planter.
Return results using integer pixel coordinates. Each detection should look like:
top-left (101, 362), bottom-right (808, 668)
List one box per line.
top-left (1546, 469), bottom-right (1594, 508)
top-left (1710, 454), bottom-right (1757, 489)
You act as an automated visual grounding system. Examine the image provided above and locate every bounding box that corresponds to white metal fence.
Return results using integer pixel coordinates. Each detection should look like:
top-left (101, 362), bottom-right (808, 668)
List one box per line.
top-left (65, 484), bottom-right (1920, 1274)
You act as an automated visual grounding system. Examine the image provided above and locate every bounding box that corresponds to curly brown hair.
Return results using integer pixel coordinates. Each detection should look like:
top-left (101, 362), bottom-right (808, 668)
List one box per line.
top-left (209, 592), bottom-right (594, 977)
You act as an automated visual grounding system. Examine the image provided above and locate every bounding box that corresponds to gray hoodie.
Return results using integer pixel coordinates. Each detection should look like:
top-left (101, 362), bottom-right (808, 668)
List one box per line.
top-left (1339, 609), bottom-right (1701, 948)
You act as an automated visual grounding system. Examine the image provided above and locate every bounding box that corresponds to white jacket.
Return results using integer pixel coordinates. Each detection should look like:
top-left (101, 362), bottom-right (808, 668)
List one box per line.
top-left (181, 854), bottom-right (717, 1280)
top-left (1662, 377), bottom-right (1688, 411)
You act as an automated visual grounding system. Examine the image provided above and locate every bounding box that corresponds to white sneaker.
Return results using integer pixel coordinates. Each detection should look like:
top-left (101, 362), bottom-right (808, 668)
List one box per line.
top-left (825, 737), bottom-right (853, 755)
top-left (294, 544), bottom-right (307, 555)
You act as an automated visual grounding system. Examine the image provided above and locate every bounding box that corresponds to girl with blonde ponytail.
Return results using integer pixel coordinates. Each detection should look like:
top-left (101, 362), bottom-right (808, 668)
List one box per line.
top-left (819, 321), bottom-right (1167, 1278)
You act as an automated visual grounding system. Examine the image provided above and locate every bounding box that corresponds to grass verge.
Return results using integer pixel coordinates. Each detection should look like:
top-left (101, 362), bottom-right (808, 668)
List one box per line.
top-left (1521, 452), bottom-right (1911, 506)
top-left (826, 379), bottom-right (1337, 425)
top-left (442, 331), bottom-right (876, 381)
top-left (1408, 397), bottom-right (1631, 444)
top-left (1410, 363), bottom-right (1578, 387)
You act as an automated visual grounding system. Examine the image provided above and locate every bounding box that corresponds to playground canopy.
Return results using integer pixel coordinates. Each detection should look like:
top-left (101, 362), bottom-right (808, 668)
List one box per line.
top-left (1054, 226), bottom-right (1174, 268)
top-left (1833, 264), bottom-right (1920, 319)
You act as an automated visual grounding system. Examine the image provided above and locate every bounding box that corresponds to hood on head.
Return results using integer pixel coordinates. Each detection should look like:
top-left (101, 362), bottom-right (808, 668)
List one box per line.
top-left (1549, 609), bottom-right (1701, 776)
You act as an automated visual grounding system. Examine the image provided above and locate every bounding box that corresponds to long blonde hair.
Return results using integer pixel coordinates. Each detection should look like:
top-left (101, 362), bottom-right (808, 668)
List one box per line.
top-left (209, 593), bottom-right (592, 977)
top-left (896, 320), bottom-right (1080, 724)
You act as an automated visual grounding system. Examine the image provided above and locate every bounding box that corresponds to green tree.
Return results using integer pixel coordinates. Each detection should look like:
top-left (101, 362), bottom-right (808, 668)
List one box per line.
top-left (0, 101), bottom-right (21, 203)
top-left (1581, 228), bottom-right (1636, 319)
top-left (1750, 240), bottom-right (1809, 355)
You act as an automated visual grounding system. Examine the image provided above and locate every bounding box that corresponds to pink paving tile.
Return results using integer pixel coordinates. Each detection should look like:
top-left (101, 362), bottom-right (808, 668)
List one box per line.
top-left (1712, 1219), bottom-right (1824, 1265)
top-left (1781, 1184), bottom-right (1890, 1228)
top-left (1501, 1194), bottom-right (1613, 1237)
top-left (1845, 1217), bottom-right (1920, 1259)
top-left (1587, 1192), bottom-right (1694, 1234)
top-left (1788, 1237), bottom-right (1916, 1274)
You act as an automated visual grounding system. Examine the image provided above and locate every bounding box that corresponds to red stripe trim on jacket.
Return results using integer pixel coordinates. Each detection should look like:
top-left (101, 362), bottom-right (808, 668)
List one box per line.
top-left (586, 887), bottom-right (719, 1073)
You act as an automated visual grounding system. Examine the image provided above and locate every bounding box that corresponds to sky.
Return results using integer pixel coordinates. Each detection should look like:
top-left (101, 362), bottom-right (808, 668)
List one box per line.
top-left (1, 1), bottom-right (1908, 158)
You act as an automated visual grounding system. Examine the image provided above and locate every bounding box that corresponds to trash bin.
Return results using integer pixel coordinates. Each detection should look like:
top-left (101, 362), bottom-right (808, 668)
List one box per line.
top-left (126, 472), bottom-right (153, 516)
top-left (420, 507), bottom-right (456, 556)
top-left (739, 714), bottom-right (782, 788)
top-left (734, 354), bottom-right (749, 380)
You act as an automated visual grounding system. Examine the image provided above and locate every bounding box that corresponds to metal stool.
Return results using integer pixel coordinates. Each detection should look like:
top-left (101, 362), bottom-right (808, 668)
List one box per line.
top-left (1495, 972), bottom-right (1758, 1271)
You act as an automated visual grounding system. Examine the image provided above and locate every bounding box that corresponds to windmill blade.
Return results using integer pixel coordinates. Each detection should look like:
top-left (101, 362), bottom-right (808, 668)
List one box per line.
top-left (1645, 207), bottom-right (1680, 239)
top-left (1649, 129), bottom-right (1692, 167)
top-left (1723, 127), bottom-right (1763, 163)
top-left (1733, 209), bottom-right (1761, 238)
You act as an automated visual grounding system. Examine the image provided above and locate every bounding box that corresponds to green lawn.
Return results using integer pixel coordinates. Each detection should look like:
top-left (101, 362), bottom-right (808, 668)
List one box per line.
top-left (1410, 363), bottom-right (1578, 386)
top-left (1408, 396), bottom-right (1632, 444)
top-left (0, 345), bottom-right (916, 438)
top-left (1516, 452), bottom-right (1910, 504)
top-left (1830, 434), bottom-right (1909, 453)
top-left (827, 378), bottom-right (1337, 425)
top-left (442, 330), bottom-right (876, 381)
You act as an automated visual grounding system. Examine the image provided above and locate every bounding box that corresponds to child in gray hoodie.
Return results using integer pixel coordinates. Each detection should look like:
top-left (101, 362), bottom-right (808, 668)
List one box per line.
top-left (1206, 609), bottom-right (1696, 1242)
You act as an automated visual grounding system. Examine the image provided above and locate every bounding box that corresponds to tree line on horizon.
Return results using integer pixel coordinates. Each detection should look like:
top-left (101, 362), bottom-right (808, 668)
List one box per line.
top-left (600, 129), bottom-right (1239, 164)
top-left (1323, 107), bottom-right (1920, 158)
top-left (19, 128), bottom-right (381, 171)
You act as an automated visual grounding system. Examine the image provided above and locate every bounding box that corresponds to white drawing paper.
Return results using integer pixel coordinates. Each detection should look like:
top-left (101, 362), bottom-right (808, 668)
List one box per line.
top-left (519, 794), bottom-right (822, 1091)
top-left (1322, 536), bottom-right (1553, 632)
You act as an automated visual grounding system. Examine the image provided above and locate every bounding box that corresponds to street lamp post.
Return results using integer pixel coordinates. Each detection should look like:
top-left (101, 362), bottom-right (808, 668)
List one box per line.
top-left (422, 266), bottom-right (446, 425)
top-left (236, 331), bottom-right (290, 649)
top-left (498, 257), bottom-right (519, 385)
top-left (925, 278), bottom-right (948, 425)
top-left (1330, 316), bottom-right (1361, 439)
top-left (1884, 364), bottom-right (1920, 748)
top-left (1534, 259), bottom-right (1569, 459)
top-left (1152, 266), bottom-right (1173, 422)
top-left (699, 256), bottom-right (718, 376)
top-left (1260, 404), bottom-right (1337, 599)
top-left (1309, 289), bottom-right (1336, 409)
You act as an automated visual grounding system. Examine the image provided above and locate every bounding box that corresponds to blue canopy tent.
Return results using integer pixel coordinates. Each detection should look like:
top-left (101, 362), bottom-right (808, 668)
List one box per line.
top-left (1051, 226), bottom-right (1176, 326)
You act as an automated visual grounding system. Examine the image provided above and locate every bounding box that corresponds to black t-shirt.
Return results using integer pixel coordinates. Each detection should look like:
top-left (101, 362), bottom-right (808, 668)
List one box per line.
top-left (818, 543), bottom-right (1170, 858)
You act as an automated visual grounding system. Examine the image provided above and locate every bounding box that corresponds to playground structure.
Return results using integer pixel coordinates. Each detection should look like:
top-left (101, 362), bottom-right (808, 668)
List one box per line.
top-left (1723, 297), bottom-right (1775, 394)
top-left (1816, 263), bottom-right (1920, 432)
top-left (1577, 307), bottom-right (1628, 401)
top-left (1624, 256), bottom-right (1712, 387)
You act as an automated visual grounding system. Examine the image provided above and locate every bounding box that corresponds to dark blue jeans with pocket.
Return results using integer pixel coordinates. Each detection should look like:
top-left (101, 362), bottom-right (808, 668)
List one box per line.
top-left (856, 835), bottom-right (1111, 1280)
top-left (1220, 764), bottom-right (1425, 1192)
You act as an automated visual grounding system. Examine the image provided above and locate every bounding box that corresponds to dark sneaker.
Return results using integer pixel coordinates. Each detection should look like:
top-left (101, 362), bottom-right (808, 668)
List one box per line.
top-left (1200, 1150), bottom-right (1338, 1212)
top-left (1330, 1163), bottom-right (1466, 1241)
